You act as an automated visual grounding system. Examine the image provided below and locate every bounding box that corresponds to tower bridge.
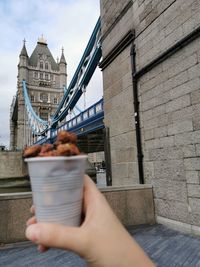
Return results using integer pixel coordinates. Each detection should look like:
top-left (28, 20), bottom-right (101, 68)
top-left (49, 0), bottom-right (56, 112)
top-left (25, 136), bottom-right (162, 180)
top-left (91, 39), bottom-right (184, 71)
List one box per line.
top-left (5, 0), bottom-right (200, 243)
top-left (10, 18), bottom-right (103, 155)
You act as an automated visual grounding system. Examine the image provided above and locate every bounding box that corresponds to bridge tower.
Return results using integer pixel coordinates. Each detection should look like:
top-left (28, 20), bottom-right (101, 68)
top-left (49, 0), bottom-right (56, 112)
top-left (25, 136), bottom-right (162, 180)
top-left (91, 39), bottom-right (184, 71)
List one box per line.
top-left (10, 37), bottom-right (67, 150)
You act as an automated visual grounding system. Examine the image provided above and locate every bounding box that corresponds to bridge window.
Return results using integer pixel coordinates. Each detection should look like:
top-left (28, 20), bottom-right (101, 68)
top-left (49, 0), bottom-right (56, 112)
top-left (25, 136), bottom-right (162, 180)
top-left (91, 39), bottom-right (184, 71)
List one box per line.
top-left (40, 93), bottom-right (48, 103)
top-left (53, 98), bottom-right (58, 104)
top-left (96, 103), bottom-right (102, 112)
top-left (45, 62), bottom-right (48, 70)
top-left (73, 119), bottom-right (76, 126)
top-left (83, 112), bottom-right (88, 120)
top-left (77, 116), bottom-right (81, 123)
top-left (40, 61), bottom-right (44, 69)
top-left (40, 111), bottom-right (48, 121)
top-left (89, 108), bottom-right (94, 117)
top-left (30, 95), bottom-right (34, 102)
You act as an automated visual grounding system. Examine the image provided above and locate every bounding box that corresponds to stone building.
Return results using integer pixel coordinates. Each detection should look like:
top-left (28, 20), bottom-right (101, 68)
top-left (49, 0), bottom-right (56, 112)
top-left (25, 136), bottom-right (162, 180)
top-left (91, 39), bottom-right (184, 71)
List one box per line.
top-left (100, 0), bottom-right (200, 234)
top-left (10, 37), bottom-right (67, 150)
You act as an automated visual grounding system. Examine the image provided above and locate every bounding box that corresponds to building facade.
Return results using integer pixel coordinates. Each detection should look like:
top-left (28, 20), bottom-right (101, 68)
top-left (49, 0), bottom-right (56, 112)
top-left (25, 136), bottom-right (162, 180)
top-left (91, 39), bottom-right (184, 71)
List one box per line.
top-left (100, 0), bottom-right (200, 233)
top-left (10, 37), bottom-right (67, 150)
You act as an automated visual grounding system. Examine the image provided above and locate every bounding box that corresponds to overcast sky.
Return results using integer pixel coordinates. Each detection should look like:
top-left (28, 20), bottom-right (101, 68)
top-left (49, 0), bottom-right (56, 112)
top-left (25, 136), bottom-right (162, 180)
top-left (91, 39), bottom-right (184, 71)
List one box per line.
top-left (0, 0), bottom-right (102, 147)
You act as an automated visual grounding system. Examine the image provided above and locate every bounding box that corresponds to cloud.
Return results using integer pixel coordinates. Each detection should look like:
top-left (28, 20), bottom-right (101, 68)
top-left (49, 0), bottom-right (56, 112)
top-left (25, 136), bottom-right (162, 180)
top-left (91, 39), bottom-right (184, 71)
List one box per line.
top-left (0, 0), bottom-right (102, 147)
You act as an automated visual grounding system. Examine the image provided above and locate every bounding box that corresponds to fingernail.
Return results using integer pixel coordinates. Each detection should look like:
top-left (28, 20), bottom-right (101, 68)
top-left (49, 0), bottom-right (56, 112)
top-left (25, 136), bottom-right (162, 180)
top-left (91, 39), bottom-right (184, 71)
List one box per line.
top-left (26, 225), bottom-right (40, 242)
top-left (26, 218), bottom-right (32, 226)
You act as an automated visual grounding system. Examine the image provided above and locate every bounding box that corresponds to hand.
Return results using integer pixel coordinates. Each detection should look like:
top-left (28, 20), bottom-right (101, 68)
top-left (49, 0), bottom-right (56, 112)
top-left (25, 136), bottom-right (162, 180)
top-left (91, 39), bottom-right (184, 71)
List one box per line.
top-left (26, 175), bottom-right (154, 267)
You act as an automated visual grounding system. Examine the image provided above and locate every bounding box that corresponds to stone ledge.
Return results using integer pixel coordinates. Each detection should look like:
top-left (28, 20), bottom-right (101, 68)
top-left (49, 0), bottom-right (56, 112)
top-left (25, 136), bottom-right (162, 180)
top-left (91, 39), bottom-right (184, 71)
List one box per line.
top-left (100, 184), bottom-right (153, 192)
top-left (156, 216), bottom-right (200, 237)
top-left (0, 185), bottom-right (155, 243)
top-left (0, 192), bottom-right (31, 200)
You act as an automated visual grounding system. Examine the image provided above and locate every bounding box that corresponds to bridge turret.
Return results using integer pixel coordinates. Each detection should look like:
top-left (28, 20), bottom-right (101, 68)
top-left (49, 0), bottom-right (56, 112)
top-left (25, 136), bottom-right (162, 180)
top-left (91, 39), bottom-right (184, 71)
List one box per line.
top-left (59, 47), bottom-right (67, 88)
top-left (18, 39), bottom-right (29, 82)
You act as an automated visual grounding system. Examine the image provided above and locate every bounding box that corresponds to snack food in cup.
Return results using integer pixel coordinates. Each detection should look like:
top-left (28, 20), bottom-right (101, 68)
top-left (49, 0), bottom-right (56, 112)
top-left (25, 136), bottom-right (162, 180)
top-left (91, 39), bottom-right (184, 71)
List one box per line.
top-left (24, 131), bottom-right (87, 226)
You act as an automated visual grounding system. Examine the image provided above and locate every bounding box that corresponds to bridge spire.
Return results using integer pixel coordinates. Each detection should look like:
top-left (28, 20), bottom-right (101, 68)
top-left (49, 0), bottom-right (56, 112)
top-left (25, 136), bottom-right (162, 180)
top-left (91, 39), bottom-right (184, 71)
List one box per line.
top-left (20, 38), bottom-right (28, 57)
top-left (60, 46), bottom-right (66, 64)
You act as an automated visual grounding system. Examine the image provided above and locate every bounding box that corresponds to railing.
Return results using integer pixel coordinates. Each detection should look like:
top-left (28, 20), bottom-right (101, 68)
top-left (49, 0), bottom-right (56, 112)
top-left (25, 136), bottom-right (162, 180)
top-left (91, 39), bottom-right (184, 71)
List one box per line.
top-left (22, 80), bottom-right (48, 135)
top-left (51, 17), bottom-right (102, 127)
top-left (52, 98), bottom-right (104, 138)
top-left (34, 98), bottom-right (104, 145)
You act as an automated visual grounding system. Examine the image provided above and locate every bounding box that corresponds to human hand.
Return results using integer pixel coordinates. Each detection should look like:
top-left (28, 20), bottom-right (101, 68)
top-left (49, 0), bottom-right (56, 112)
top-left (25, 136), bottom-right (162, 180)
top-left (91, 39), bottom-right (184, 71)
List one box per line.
top-left (26, 175), bottom-right (154, 267)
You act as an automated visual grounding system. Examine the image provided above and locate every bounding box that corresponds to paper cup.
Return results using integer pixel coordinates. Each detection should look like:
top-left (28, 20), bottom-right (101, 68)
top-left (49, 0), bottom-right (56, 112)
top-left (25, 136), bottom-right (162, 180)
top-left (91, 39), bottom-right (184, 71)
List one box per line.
top-left (25, 155), bottom-right (87, 226)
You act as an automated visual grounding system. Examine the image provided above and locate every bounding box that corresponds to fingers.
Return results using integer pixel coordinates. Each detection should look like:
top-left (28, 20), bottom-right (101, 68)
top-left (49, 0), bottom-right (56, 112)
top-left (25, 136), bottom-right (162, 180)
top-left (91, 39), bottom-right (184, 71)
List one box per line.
top-left (83, 175), bottom-right (103, 205)
top-left (27, 208), bottom-right (50, 252)
top-left (37, 244), bottom-right (49, 253)
top-left (30, 205), bottom-right (35, 215)
top-left (26, 223), bottom-right (86, 256)
top-left (27, 216), bottom-right (37, 226)
top-left (84, 174), bottom-right (99, 192)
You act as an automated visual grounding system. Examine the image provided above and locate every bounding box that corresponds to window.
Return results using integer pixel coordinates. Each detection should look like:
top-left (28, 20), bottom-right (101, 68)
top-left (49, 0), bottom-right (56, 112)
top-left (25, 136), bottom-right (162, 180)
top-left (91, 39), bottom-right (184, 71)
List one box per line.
top-left (83, 112), bottom-right (88, 120)
top-left (34, 72), bottom-right (38, 78)
top-left (45, 73), bottom-right (48, 80)
top-left (96, 103), bottom-right (102, 112)
top-left (40, 93), bottom-right (48, 103)
top-left (40, 112), bottom-right (48, 121)
top-left (77, 116), bottom-right (81, 123)
top-left (73, 119), bottom-right (76, 126)
top-left (50, 74), bottom-right (53, 81)
top-left (40, 61), bottom-right (43, 69)
top-left (89, 108), bottom-right (94, 117)
top-left (30, 95), bottom-right (34, 102)
top-left (40, 72), bottom-right (43, 79)
top-left (53, 98), bottom-right (58, 104)
top-left (45, 62), bottom-right (48, 70)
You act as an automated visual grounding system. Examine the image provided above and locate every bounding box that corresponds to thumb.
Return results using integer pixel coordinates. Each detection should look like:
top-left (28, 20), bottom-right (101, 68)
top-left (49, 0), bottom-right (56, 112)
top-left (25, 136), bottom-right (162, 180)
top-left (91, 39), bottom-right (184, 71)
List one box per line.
top-left (26, 223), bottom-right (86, 255)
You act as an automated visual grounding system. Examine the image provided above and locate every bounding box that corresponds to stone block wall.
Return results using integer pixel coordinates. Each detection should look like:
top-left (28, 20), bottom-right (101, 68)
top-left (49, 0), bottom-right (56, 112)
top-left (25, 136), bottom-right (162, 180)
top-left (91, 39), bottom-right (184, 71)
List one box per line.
top-left (0, 193), bottom-right (32, 243)
top-left (0, 151), bottom-right (27, 179)
top-left (102, 185), bottom-right (155, 226)
top-left (100, 0), bottom-right (138, 185)
top-left (0, 185), bottom-right (154, 243)
top-left (100, 0), bottom-right (200, 230)
top-left (138, 0), bottom-right (200, 228)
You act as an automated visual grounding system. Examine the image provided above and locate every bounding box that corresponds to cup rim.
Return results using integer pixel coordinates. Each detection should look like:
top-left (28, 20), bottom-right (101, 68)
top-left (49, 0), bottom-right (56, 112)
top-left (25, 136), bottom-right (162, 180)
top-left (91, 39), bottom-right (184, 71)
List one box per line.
top-left (25, 154), bottom-right (88, 162)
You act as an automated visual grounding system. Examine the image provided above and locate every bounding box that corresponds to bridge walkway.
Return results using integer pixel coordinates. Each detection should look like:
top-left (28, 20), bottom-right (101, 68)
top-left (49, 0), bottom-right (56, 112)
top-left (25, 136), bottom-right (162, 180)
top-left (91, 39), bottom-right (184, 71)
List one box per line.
top-left (1, 224), bottom-right (200, 266)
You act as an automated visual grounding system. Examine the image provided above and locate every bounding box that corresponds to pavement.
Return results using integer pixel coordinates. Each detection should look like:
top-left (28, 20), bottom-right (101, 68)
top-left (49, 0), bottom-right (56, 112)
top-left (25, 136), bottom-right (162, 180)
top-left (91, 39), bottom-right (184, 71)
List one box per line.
top-left (1, 224), bottom-right (200, 267)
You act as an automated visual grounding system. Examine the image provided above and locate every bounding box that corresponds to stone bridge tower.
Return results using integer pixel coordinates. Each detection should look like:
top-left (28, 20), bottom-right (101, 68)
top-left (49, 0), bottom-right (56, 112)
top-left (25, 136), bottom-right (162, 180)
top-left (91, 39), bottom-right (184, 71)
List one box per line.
top-left (10, 37), bottom-right (67, 150)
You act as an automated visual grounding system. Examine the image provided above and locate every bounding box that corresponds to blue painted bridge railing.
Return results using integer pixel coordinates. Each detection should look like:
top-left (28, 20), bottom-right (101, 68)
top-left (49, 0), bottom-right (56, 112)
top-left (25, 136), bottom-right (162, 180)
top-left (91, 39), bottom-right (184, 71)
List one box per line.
top-left (35, 98), bottom-right (104, 145)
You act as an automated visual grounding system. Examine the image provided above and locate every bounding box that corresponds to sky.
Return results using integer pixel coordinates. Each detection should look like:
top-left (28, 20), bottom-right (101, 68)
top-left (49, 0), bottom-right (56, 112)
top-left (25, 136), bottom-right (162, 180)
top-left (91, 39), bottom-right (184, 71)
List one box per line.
top-left (0, 0), bottom-right (102, 148)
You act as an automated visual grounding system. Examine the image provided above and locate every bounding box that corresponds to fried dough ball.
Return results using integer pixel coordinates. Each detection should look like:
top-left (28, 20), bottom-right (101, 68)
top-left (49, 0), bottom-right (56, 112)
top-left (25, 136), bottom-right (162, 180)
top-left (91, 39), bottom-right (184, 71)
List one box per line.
top-left (68, 132), bottom-right (77, 144)
top-left (56, 131), bottom-right (77, 144)
top-left (41, 143), bottom-right (53, 153)
top-left (69, 143), bottom-right (80, 155)
top-left (57, 143), bottom-right (80, 156)
top-left (38, 150), bottom-right (59, 157)
top-left (23, 145), bottom-right (41, 158)
top-left (23, 130), bottom-right (80, 158)
top-left (38, 144), bottom-right (55, 157)
top-left (57, 131), bottom-right (72, 143)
